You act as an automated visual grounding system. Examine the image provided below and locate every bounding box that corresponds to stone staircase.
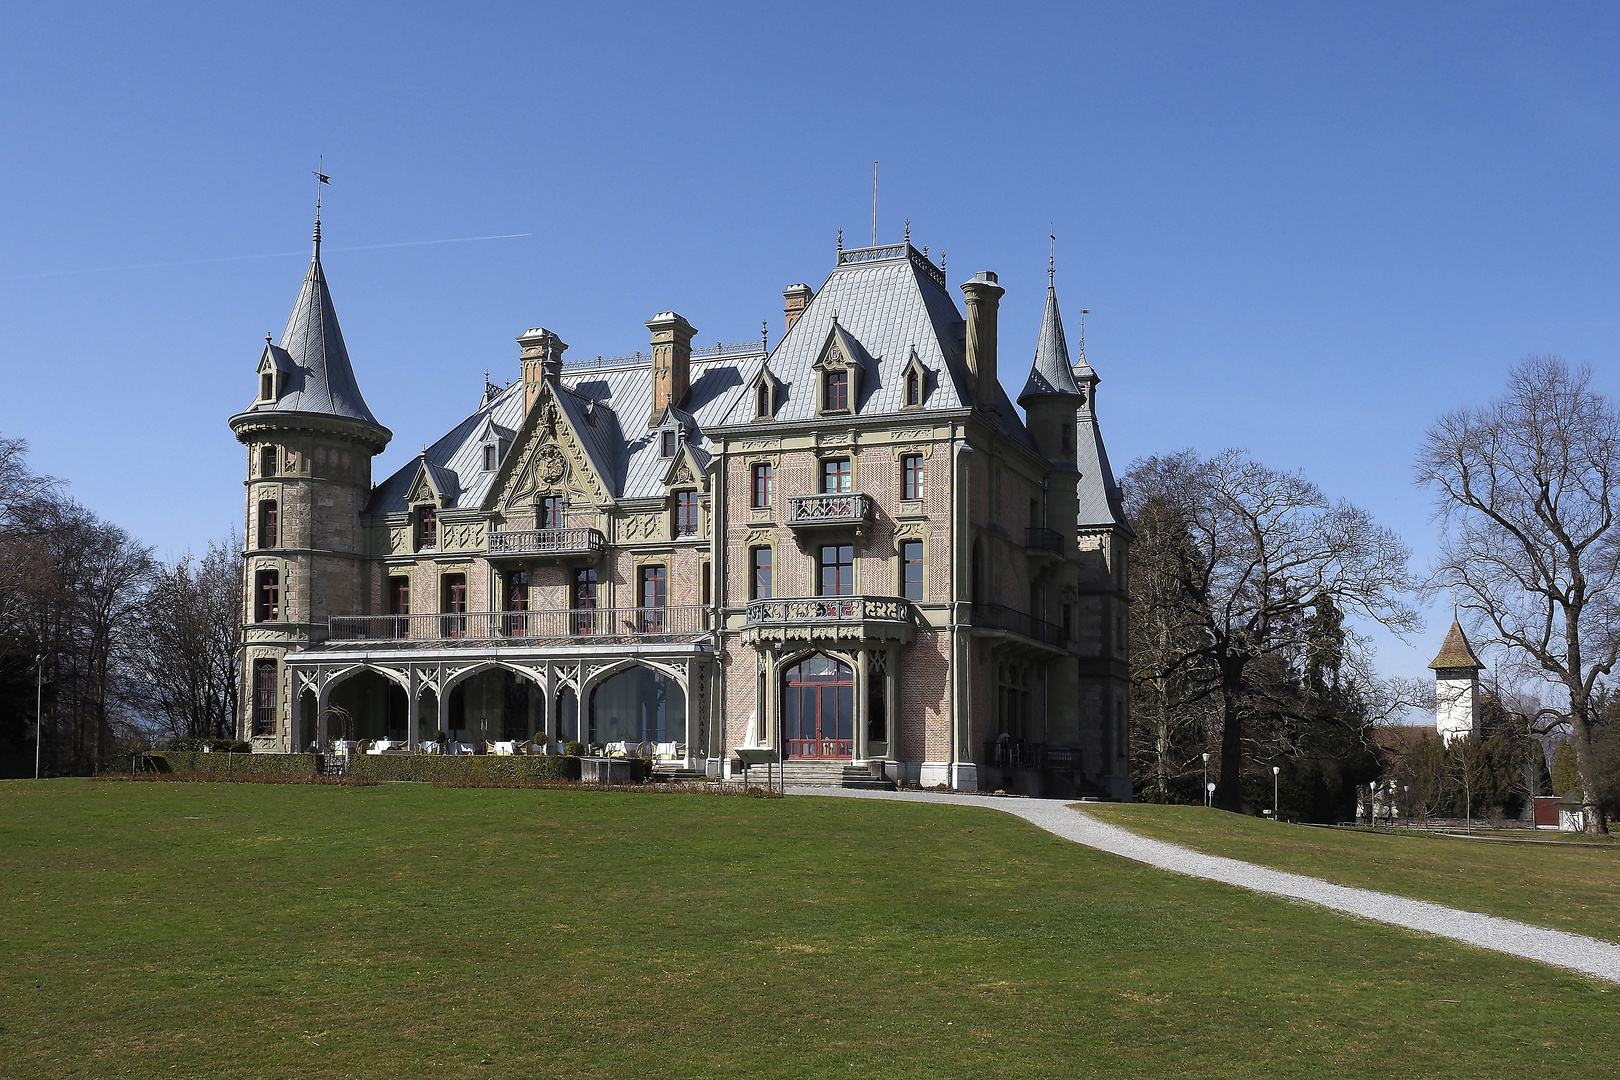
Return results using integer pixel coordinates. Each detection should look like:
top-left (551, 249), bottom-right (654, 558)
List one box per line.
top-left (747, 760), bottom-right (896, 790)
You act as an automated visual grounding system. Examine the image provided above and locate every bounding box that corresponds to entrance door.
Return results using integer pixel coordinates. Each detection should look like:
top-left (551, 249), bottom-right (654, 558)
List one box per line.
top-left (782, 653), bottom-right (854, 759)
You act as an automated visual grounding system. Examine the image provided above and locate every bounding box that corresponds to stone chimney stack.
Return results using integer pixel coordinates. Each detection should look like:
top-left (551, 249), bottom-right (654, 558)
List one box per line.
top-left (960, 271), bottom-right (1005, 415)
top-left (782, 284), bottom-right (813, 334)
top-left (518, 327), bottom-right (567, 413)
top-left (646, 312), bottom-right (697, 424)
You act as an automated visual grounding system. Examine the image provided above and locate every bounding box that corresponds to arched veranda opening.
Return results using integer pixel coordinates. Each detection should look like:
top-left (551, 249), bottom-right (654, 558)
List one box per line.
top-left (589, 666), bottom-right (685, 746)
top-left (448, 668), bottom-right (543, 744)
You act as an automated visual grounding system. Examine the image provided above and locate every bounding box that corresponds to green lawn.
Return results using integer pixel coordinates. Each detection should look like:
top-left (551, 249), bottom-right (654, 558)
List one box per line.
top-left (1082, 802), bottom-right (1620, 943)
top-left (0, 782), bottom-right (1614, 1080)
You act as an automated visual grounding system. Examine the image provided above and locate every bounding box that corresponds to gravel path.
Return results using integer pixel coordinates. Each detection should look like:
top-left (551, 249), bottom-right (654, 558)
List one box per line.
top-left (791, 786), bottom-right (1620, 984)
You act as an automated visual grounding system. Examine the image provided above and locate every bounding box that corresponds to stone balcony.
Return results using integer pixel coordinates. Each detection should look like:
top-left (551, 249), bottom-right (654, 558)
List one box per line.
top-left (486, 526), bottom-right (606, 561)
top-left (323, 605), bottom-right (709, 645)
top-left (785, 492), bottom-right (871, 533)
top-left (742, 594), bottom-right (915, 646)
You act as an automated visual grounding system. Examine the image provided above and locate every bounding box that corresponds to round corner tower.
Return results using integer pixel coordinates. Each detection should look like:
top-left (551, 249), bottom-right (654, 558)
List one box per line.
top-left (228, 219), bottom-right (391, 750)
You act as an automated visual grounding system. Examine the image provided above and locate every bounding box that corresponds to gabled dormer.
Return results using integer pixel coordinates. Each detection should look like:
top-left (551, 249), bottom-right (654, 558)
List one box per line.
top-left (405, 452), bottom-right (454, 551)
top-left (749, 362), bottom-right (784, 421)
top-left (813, 320), bottom-right (871, 416)
top-left (257, 336), bottom-right (295, 404)
top-left (901, 346), bottom-right (929, 410)
top-left (473, 414), bottom-right (516, 474)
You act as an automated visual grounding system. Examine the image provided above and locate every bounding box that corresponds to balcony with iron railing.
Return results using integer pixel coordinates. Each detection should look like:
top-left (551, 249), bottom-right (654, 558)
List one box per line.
top-left (742, 594), bottom-right (915, 644)
top-left (785, 492), bottom-right (871, 530)
top-left (486, 527), bottom-right (606, 559)
top-left (1024, 527), bottom-right (1065, 555)
top-left (325, 605), bottom-right (709, 644)
top-left (969, 603), bottom-right (1067, 649)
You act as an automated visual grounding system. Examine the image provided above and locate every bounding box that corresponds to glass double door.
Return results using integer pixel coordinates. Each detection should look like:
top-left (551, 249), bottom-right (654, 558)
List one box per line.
top-left (783, 653), bottom-right (854, 759)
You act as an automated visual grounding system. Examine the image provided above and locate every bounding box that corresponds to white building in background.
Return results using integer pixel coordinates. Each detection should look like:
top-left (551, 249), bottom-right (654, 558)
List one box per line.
top-left (1429, 619), bottom-right (1484, 745)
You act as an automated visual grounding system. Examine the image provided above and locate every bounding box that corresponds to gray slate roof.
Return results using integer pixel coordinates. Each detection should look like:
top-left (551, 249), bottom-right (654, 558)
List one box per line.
top-left (1073, 350), bottom-right (1128, 530)
top-left (240, 234), bottom-right (382, 426)
top-left (365, 350), bottom-right (757, 516)
top-left (1018, 284), bottom-right (1084, 405)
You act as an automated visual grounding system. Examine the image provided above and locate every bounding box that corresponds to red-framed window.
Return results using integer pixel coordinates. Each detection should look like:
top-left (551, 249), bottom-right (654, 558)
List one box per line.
top-left (252, 659), bottom-right (277, 737)
top-left (901, 454), bottom-right (923, 501)
top-left (572, 567), bottom-right (598, 635)
top-left (750, 546), bottom-right (773, 600)
top-left (902, 540), bottom-right (924, 601)
top-left (674, 491), bottom-right (700, 536)
top-left (440, 573), bottom-right (467, 638)
top-left (417, 507), bottom-right (437, 549)
top-left (824, 370), bottom-right (849, 412)
top-left (254, 570), bottom-right (280, 622)
top-left (818, 544), bottom-right (854, 597)
top-left (538, 496), bottom-right (564, 529)
top-left (821, 458), bottom-right (852, 493)
top-left (639, 565), bottom-right (667, 633)
top-left (751, 462), bottom-right (774, 508)
top-left (389, 577), bottom-right (410, 616)
top-left (257, 500), bottom-right (278, 549)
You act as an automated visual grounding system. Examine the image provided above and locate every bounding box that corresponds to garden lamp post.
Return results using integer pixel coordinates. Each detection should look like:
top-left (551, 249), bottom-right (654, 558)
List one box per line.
top-left (34, 653), bottom-right (45, 780)
top-left (1202, 752), bottom-right (1210, 807)
top-left (1272, 765), bottom-right (1280, 820)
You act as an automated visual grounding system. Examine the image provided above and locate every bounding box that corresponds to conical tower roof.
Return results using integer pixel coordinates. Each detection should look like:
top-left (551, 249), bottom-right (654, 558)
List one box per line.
top-left (1018, 284), bottom-right (1084, 406)
top-left (1428, 620), bottom-right (1485, 670)
top-left (243, 221), bottom-right (382, 426)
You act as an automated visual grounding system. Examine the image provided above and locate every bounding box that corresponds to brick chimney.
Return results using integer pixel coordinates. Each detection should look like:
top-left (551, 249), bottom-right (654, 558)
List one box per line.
top-left (782, 284), bottom-right (813, 334)
top-left (518, 327), bottom-right (567, 413)
top-left (646, 312), bottom-right (697, 424)
top-left (959, 272), bottom-right (1004, 416)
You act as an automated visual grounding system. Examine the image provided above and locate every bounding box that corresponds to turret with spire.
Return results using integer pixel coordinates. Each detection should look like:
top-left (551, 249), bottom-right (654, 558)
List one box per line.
top-left (1430, 617), bottom-right (1485, 745)
top-left (1018, 258), bottom-right (1086, 465)
top-left (227, 194), bottom-right (391, 750)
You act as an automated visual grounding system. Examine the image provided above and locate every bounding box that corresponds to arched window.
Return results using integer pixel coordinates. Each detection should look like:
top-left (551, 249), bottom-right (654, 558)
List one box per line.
top-left (783, 653), bottom-right (854, 759)
top-left (589, 666), bottom-right (685, 746)
top-left (755, 380), bottom-right (771, 418)
top-left (905, 368), bottom-right (920, 407)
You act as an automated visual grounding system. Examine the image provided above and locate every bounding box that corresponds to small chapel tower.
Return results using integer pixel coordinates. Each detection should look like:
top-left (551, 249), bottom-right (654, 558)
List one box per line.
top-left (228, 215), bottom-right (391, 750)
top-left (1429, 619), bottom-right (1485, 745)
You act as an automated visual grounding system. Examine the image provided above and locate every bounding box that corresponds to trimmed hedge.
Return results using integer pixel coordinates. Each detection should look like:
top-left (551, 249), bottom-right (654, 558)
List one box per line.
top-left (145, 752), bottom-right (321, 779)
top-left (349, 754), bottom-right (584, 783)
top-left (163, 738), bottom-right (253, 754)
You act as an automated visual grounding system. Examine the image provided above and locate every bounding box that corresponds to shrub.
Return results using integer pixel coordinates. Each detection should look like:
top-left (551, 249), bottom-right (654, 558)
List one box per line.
top-left (349, 754), bottom-right (583, 784)
top-left (164, 738), bottom-right (253, 754)
top-left (143, 752), bottom-right (320, 779)
top-left (565, 741), bottom-right (585, 757)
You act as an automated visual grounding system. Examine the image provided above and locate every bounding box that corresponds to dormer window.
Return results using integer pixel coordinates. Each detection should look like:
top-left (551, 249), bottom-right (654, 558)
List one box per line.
top-left (824, 370), bottom-right (849, 413)
top-left (756, 381), bottom-right (771, 418)
top-left (415, 507), bottom-right (437, 550)
top-left (661, 430), bottom-right (677, 457)
top-left (483, 444), bottom-right (497, 472)
top-left (905, 368), bottom-right (920, 407)
top-left (261, 372), bottom-right (275, 401)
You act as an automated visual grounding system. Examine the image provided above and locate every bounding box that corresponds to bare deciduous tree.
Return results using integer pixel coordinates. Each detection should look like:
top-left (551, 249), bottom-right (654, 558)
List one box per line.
top-left (1130, 449), bottom-right (1419, 812)
top-left (1417, 355), bottom-right (1620, 834)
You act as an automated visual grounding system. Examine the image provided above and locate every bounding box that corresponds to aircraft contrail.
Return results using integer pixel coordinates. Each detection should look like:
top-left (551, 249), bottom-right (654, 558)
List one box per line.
top-left (2, 232), bottom-right (533, 282)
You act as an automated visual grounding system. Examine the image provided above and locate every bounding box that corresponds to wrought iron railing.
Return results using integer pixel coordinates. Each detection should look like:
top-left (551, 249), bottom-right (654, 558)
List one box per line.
top-left (745, 595), bottom-right (911, 625)
top-left (984, 740), bottom-right (1083, 771)
top-left (786, 492), bottom-right (870, 527)
top-left (1024, 527), bottom-right (1065, 555)
top-left (970, 603), bottom-right (1066, 647)
top-left (487, 527), bottom-right (605, 556)
top-left (327, 606), bottom-right (708, 642)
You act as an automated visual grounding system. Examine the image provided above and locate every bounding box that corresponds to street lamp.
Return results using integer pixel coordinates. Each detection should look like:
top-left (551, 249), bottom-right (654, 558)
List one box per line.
top-left (1202, 752), bottom-right (1210, 807)
top-left (1272, 765), bottom-right (1280, 821)
top-left (34, 653), bottom-right (45, 780)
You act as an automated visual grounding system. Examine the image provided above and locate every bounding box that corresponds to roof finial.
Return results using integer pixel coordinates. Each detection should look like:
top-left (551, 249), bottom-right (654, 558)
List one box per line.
top-left (312, 156), bottom-right (331, 256)
top-left (904, 218), bottom-right (910, 244)
top-left (762, 319), bottom-right (769, 352)
top-left (940, 250), bottom-right (946, 277)
top-left (1049, 225), bottom-right (1056, 287)
top-left (837, 226), bottom-right (843, 254)
top-left (1078, 308), bottom-right (1089, 361)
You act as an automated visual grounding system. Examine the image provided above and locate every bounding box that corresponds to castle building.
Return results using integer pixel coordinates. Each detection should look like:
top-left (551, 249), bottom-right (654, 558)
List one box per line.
top-left (229, 221), bottom-right (1132, 796)
top-left (1429, 619), bottom-right (1484, 746)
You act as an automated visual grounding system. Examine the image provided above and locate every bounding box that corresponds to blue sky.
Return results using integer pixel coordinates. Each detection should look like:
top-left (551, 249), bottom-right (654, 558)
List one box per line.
top-left (3, 2), bottom-right (1618, 690)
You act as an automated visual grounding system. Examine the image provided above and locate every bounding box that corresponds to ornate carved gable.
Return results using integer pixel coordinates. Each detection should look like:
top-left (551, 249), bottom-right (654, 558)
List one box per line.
top-left (405, 460), bottom-right (442, 507)
top-left (485, 383), bottom-right (611, 515)
top-left (661, 442), bottom-right (706, 491)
